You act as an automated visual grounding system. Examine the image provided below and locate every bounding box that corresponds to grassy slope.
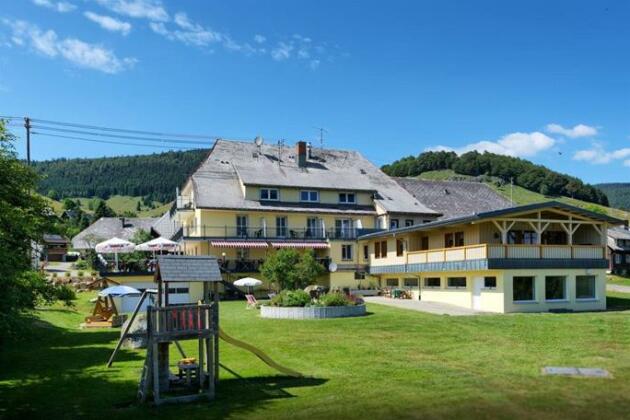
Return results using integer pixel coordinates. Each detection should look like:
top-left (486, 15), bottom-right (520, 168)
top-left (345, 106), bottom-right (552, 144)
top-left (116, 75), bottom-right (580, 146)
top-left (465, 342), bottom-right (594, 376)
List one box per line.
top-left (2, 293), bottom-right (630, 419)
top-left (45, 195), bottom-right (171, 218)
top-left (417, 170), bottom-right (630, 222)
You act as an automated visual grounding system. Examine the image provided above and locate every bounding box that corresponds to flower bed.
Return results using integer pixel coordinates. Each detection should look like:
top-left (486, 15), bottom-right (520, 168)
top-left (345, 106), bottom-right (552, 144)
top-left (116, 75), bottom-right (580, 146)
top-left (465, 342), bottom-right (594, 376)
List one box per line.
top-left (260, 304), bottom-right (366, 319)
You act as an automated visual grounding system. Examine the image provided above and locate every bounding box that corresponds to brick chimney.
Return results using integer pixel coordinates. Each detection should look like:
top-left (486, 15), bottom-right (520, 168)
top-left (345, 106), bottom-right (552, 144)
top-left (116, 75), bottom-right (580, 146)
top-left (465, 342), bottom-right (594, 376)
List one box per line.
top-left (296, 141), bottom-right (307, 167)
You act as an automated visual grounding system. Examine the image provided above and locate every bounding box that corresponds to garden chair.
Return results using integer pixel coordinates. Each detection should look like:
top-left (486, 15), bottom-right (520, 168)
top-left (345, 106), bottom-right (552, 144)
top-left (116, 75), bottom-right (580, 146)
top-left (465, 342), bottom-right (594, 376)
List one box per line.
top-left (245, 294), bottom-right (258, 309)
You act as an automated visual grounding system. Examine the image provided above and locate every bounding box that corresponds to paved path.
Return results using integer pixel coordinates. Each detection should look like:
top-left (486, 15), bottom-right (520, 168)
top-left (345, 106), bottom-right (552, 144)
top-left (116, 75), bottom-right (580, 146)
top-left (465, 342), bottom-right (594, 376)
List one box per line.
top-left (607, 284), bottom-right (630, 294)
top-left (364, 296), bottom-right (482, 316)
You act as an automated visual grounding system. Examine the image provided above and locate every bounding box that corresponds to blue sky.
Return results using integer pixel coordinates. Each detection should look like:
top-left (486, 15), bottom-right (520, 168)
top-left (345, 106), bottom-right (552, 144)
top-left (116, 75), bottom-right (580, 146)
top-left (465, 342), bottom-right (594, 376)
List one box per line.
top-left (1, 0), bottom-right (629, 184)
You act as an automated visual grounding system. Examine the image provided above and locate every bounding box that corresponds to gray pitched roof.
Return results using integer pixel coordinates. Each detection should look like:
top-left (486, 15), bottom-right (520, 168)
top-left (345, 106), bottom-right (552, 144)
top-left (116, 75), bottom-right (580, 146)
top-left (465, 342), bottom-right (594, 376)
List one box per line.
top-left (608, 227), bottom-right (630, 251)
top-left (43, 234), bottom-right (68, 244)
top-left (157, 255), bottom-right (222, 282)
top-left (151, 209), bottom-right (179, 240)
top-left (188, 139), bottom-right (437, 216)
top-left (71, 217), bottom-right (157, 250)
top-left (360, 201), bottom-right (626, 240)
top-left (395, 178), bottom-right (512, 220)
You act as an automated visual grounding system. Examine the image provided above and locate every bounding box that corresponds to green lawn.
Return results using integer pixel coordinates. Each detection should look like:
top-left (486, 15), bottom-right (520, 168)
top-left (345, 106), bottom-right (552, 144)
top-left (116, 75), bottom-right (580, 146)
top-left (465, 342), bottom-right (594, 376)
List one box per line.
top-left (2, 293), bottom-right (630, 419)
top-left (608, 274), bottom-right (630, 287)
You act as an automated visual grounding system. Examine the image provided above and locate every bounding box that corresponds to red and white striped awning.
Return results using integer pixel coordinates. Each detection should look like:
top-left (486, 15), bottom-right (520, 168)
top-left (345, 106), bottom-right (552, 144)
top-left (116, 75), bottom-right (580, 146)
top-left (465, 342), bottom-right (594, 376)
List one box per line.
top-left (270, 242), bottom-right (330, 249)
top-left (210, 240), bottom-right (268, 248)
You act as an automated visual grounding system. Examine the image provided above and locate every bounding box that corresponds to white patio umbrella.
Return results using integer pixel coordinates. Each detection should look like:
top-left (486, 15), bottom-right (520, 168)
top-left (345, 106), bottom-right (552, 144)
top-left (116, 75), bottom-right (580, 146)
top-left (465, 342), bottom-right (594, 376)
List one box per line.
top-left (234, 277), bottom-right (263, 294)
top-left (99, 285), bottom-right (141, 297)
top-left (135, 237), bottom-right (179, 255)
top-left (95, 237), bottom-right (135, 271)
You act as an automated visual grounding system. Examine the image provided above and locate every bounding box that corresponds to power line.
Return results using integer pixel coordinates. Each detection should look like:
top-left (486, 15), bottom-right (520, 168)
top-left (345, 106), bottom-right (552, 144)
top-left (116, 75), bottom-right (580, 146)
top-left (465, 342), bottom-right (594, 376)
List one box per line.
top-left (31, 125), bottom-right (213, 145)
top-left (30, 117), bottom-right (218, 140)
top-left (31, 131), bottom-right (200, 150)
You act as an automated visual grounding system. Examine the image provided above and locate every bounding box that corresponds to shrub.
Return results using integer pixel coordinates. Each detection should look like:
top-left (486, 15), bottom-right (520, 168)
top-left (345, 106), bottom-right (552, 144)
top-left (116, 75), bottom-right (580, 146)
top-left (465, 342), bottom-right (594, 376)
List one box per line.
top-left (269, 290), bottom-right (312, 307)
top-left (54, 285), bottom-right (77, 307)
top-left (90, 271), bottom-right (97, 277)
top-left (74, 259), bottom-right (89, 270)
top-left (51, 273), bottom-right (58, 278)
top-left (77, 271), bottom-right (84, 278)
top-left (319, 292), bottom-right (352, 307)
top-left (64, 272), bottom-right (71, 278)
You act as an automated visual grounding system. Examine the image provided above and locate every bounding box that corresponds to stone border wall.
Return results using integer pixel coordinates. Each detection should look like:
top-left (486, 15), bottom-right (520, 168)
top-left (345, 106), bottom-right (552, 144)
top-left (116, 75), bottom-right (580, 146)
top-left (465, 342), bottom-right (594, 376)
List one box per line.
top-left (260, 304), bottom-right (366, 319)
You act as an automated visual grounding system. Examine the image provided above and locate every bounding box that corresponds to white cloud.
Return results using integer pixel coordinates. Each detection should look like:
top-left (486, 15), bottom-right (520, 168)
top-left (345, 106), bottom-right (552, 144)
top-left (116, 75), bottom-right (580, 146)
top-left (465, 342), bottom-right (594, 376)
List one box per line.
top-left (253, 34), bottom-right (266, 44)
top-left (546, 123), bottom-right (598, 138)
top-left (430, 131), bottom-right (556, 158)
top-left (573, 144), bottom-right (630, 164)
top-left (94, 0), bottom-right (168, 22)
top-left (3, 19), bottom-right (136, 74)
top-left (84, 11), bottom-right (132, 35)
top-left (33, 0), bottom-right (77, 13)
top-left (271, 41), bottom-right (292, 61)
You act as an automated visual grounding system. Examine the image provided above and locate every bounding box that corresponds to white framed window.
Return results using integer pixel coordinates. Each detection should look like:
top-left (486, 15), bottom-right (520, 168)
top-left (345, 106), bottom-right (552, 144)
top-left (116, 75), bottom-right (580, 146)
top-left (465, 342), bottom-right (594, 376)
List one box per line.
top-left (576, 275), bottom-right (596, 300)
top-left (390, 219), bottom-right (399, 229)
top-left (614, 254), bottom-right (621, 264)
top-left (300, 190), bottom-right (319, 202)
top-left (339, 192), bottom-right (356, 204)
top-left (260, 188), bottom-right (279, 201)
top-left (545, 276), bottom-right (566, 301)
top-left (341, 244), bottom-right (353, 261)
top-left (424, 277), bottom-right (441, 288)
top-left (405, 219), bottom-right (414, 227)
top-left (447, 277), bottom-right (467, 289)
top-left (513, 276), bottom-right (536, 302)
top-left (275, 216), bottom-right (287, 237)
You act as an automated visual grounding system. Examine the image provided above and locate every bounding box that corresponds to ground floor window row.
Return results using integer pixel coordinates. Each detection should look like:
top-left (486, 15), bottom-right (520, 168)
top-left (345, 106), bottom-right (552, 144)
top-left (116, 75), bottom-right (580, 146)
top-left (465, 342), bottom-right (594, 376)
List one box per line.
top-left (383, 274), bottom-right (598, 302)
top-left (512, 275), bottom-right (596, 303)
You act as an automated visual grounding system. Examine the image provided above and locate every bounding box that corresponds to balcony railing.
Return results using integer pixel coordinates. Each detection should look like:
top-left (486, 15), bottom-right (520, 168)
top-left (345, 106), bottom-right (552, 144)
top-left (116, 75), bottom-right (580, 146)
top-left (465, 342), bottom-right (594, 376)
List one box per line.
top-left (183, 225), bottom-right (363, 240)
top-left (219, 257), bottom-right (331, 273)
top-left (406, 244), bottom-right (605, 264)
top-left (176, 195), bottom-right (194, 210)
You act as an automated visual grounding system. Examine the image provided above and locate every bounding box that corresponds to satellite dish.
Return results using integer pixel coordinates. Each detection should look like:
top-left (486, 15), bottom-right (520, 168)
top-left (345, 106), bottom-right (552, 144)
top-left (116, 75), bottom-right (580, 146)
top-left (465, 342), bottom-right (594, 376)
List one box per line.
top-left (254, 136), bottom-right (264, 146)
top-left (328, 262), bottom-right (338, 272)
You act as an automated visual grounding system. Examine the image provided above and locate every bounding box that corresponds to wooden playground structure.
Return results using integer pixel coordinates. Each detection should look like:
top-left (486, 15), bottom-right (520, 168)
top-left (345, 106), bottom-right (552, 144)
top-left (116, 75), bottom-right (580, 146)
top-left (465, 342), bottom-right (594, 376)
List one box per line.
top-left (107, 255), bottom-right (302, 405)
top-left (81, 294), bottom-right (123, 328)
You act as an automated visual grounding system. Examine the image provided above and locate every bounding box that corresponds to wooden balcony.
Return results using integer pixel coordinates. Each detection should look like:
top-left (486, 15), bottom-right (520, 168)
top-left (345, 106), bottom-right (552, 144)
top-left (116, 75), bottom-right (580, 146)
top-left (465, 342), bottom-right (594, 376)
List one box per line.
top-left (406, 243), bottom-right (605, 264)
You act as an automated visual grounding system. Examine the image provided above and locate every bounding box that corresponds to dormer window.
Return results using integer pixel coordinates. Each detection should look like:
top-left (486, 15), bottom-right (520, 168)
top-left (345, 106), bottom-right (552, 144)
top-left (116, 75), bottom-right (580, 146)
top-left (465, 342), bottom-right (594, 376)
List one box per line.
top-left (300, 190), bottom-right (319, 202)
top-left (260, 188), bottom-right (279, 201)
top-left (339, 192), bottom-right (356, 204)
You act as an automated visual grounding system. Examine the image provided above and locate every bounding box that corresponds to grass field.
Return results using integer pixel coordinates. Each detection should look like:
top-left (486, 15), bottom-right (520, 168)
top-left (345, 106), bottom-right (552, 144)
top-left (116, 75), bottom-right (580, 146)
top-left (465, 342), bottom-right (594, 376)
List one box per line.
top-left (2, 293), bottom-right (630, 419)
top-left (608, 274), bottom-right (630, 287)
top-left (44, 195), bottom-right (172, 218)
top-left (417, 170), bottom-right (630, 222)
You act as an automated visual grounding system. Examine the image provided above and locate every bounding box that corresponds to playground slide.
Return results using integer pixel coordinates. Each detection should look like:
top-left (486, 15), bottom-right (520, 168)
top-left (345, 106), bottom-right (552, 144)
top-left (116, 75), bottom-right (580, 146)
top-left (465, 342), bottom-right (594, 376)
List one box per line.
top-left (218, 328), bottom-right (303, 378)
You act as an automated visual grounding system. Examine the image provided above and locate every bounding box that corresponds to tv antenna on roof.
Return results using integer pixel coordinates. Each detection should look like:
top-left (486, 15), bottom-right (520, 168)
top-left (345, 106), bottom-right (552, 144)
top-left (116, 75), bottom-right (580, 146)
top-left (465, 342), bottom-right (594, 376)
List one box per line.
top-left (277, 139), bottom-right (284, 167)
top-left (313, 126), bottom-right (328, 149)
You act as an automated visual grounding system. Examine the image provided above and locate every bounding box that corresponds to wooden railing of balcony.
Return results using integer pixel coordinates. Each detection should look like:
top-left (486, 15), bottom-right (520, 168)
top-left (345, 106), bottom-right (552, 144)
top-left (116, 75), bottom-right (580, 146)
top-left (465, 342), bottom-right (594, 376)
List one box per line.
top-left (406, 243), bottom-right (605, 264)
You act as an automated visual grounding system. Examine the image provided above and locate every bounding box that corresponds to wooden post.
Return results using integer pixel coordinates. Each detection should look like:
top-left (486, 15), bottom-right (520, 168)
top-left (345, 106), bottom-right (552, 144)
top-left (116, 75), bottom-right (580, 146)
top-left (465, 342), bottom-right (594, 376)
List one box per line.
top-left (212, 282), bottom-right (219, 386)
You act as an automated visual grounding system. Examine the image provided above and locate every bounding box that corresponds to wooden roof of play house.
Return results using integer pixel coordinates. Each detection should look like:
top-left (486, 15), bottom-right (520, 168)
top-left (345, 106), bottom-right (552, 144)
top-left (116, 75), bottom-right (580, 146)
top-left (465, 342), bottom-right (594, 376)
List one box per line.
top-left (155, 255), bottom-right (222, 282)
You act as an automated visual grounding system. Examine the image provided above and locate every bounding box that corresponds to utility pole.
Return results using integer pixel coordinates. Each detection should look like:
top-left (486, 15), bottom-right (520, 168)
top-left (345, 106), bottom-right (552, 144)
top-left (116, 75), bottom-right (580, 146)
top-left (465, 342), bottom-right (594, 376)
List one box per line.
top-left (24, 116), bottom-right (31, 165)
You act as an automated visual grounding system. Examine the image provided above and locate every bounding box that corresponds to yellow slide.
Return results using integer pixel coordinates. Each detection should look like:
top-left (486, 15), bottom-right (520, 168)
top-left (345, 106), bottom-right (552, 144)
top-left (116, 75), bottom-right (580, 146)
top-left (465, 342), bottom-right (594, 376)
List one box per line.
top-left (218, 328), bottom-right (303, 378)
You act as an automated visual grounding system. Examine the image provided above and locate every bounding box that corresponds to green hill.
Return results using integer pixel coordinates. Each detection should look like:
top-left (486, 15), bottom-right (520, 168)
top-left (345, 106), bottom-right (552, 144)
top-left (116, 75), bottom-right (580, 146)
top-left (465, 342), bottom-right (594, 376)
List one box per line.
top-left (45, 195), bottom-right (172, 218)
top-left (382, 150), bottom-right (609, 206)
top-left (416, 170), bottom-right (630, 222)
top-left (595, 183), bottom-right (630, 211)
top-left (34, 149), bottom-right (209, 203)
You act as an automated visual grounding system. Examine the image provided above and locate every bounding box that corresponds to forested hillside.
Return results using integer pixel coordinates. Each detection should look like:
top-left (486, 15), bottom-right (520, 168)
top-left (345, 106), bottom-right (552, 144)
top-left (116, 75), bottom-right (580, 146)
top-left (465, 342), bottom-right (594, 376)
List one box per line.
top-left (382, 151), bottom-right (609, 206)
top-left (596, 183), bottom-right (630, 211)
top-left (33, 149), bottom-right (209, 202)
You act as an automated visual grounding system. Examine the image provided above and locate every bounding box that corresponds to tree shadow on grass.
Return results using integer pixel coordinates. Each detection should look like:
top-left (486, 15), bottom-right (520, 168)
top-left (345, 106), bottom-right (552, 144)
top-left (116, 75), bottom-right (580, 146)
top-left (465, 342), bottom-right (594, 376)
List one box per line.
top-left (606, 295), bottom-right (630, 311)
top-left (1, 314), bottom-right (328, 419)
